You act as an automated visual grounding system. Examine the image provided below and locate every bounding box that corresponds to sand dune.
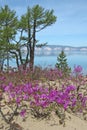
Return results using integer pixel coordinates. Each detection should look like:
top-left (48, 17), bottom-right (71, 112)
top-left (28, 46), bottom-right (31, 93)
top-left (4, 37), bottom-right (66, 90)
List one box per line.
top-left (0, 111), bottom-right (87, 130)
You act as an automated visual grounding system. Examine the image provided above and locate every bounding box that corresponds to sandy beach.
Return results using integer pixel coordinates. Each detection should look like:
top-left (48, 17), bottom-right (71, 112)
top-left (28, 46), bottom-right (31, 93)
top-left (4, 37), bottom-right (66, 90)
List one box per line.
top-left (0, 109), bottom-right (87, 130)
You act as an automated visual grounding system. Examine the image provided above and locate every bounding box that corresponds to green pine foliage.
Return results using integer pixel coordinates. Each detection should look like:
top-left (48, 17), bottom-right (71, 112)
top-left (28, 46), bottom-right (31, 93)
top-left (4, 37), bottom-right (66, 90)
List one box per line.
top-left (0, 5), bottom-right (57, 70)
top-left (56, 50), bottom-right (71, 75)
top-left (0, 5), bottom-right (18, 70)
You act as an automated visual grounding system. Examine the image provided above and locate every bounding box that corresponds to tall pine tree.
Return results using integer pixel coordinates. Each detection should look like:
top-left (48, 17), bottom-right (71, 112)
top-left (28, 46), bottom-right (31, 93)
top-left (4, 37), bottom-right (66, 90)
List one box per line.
top-left (17, 5), bottom-right (57, 70)
top-left (0, 5), bottom-right (18, 70)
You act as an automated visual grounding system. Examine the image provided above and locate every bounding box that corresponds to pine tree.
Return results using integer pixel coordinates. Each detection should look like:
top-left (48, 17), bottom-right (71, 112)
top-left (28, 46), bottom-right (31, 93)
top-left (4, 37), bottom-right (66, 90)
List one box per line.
top-left (0, 5), bottom-right (18, 70)
top-left (56, 50), bottom-right (71, 75)
top-left (0, 5), bottom-right (57, 70)
top-left (18, 5), bottom-right (57, 70)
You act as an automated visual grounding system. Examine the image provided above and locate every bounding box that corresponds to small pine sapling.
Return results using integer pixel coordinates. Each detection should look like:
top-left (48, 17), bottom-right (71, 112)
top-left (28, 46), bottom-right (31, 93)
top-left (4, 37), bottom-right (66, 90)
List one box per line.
top-left (56, 50), bottom-right (71, 76)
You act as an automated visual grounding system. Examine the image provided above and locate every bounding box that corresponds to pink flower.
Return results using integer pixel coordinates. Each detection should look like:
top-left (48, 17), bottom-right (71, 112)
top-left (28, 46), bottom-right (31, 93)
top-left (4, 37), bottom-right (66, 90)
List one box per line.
top-left (74, 65), bottom-right (82, 73)
top-left (16, 97), bottom-right (21, 105)
top-left (20, 109), bottom-right (26, 117)
top-left (23, 94), bottom-right (29, 100)
top-left (4, 85), bottom-right (10, 92)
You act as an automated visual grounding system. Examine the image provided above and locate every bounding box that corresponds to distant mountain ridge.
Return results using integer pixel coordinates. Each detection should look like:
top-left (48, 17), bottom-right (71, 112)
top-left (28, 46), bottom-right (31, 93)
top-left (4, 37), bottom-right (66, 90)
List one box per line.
top-left (47, 45), bottom-right (87, 48)
top-left (34, 45), bottom-right (87, 56)
top-left (44, 45), bottom-right (87, 51)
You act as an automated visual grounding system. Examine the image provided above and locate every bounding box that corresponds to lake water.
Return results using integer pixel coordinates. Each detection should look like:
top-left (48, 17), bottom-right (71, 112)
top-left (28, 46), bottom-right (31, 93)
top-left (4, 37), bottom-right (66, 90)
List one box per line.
top-left (8, 51), bottom-right (87, 74)
top-left (34, 51), bottom-right (87, 74)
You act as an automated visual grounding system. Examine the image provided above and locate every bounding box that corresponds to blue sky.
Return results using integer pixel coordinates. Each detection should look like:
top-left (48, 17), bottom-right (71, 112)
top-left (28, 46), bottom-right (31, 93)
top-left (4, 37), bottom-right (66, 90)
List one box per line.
top-left (0, 0), bottom-right (87, 47)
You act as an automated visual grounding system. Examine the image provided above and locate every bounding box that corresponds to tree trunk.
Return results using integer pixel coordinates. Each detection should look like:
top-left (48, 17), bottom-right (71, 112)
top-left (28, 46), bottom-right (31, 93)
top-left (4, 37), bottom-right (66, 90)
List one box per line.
top-left (29, 19), bottom-right (36, 71)
top-left (10, 51), bottom-right (20, 69)
top-left (7, 51), bottom-right (9, 71)
top-left (0, 60), bottom-right (4, 71)
top-left (30, 48), bottom-right (34, 71)
top-left (18, 49), bottom-right (23, 65)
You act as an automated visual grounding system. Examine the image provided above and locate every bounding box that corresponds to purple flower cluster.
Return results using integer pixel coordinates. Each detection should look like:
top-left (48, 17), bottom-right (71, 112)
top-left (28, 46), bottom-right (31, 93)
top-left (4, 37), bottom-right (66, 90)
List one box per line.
top-left (74, 65), bottom-right (82, 74)
top-left (2, 82), bottom-right (87, 117)
top-left (45, 68), bottom-right (62, 81)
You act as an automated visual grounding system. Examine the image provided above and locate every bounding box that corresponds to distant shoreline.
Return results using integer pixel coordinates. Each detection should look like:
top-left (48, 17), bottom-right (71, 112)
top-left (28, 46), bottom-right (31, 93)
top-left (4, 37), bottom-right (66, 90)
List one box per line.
top-left (47, 45), bottom-right (87, 48)
top-left (34, 45), bottom-right (87, 56)
top-left (44, 45), bottom-right (87, 50)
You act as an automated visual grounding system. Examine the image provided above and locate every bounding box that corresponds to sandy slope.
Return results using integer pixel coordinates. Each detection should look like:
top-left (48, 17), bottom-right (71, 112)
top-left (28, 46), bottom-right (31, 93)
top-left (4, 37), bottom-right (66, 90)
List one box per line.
top-left (0, 79), bottom-right (87, 130)
top-left (18, 113), bottom-right (87, 130)
top-left (0, 111), bottom-right (87, 130)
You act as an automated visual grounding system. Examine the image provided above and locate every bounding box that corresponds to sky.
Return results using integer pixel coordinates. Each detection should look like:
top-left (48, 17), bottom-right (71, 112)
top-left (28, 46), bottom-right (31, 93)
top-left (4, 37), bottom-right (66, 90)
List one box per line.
top-left (0, 0), bottom-right (87, 47)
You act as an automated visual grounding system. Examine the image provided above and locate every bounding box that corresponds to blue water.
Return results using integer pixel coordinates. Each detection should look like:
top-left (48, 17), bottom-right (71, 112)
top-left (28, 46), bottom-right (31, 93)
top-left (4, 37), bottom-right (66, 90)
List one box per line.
top-left (34, 52), bottom-right (87, 74)
top-left (6, 51), bottom-right (87, 74)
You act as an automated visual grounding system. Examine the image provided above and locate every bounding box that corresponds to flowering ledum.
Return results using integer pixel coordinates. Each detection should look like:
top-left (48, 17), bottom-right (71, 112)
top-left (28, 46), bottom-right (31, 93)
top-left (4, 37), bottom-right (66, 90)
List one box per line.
top-left (20, 109), bottom-right (26, 117)
top-left (2, 82), bottom-right (87, 117)
top-left (74, 65), bottom-right (82, 73)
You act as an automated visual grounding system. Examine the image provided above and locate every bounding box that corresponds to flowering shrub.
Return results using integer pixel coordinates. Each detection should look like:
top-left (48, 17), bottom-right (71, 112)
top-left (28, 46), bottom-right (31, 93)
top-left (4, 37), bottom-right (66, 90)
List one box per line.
top-left (1, 82), bottom-right (87, 119)
top-left (72, 65), bottom-right (85, 87)
top-left (73, 65), bottom-right (83, 75)
top-left (45, 68), bottom-right (63, 81)
top-left (0, 65), bottom-right (87, 129)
